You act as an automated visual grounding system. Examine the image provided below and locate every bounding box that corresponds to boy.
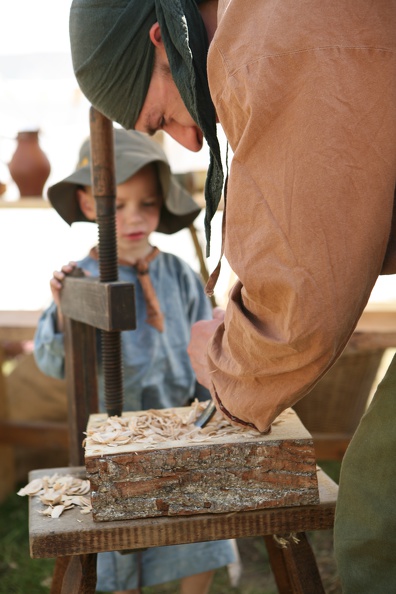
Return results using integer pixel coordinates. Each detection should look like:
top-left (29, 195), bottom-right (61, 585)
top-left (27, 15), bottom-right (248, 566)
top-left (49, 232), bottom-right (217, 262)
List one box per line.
top-left (34, 128), bottom-right (238, 594)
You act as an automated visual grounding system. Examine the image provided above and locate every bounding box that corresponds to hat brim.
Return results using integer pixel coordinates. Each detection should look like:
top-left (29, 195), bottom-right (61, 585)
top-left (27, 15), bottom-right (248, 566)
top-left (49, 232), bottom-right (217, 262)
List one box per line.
top-left (48, 131), bottom-right (201, 234)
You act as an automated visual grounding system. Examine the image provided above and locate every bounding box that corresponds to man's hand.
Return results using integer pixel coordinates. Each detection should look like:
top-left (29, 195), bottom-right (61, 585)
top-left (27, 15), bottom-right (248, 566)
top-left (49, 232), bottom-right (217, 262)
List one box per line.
top-left (188, 307), bottom-right (225, 389)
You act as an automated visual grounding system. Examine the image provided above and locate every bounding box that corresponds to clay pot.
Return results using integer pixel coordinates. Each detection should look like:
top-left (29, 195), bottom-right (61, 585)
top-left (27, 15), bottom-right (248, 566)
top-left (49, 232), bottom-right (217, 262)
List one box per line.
top-left (8, 130), bottom-right (51, 197)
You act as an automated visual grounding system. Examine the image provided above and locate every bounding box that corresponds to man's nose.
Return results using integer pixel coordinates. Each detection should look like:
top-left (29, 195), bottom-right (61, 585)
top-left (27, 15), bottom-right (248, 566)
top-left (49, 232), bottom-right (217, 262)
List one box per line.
top-left (164, 123), bottom-right (203, 152)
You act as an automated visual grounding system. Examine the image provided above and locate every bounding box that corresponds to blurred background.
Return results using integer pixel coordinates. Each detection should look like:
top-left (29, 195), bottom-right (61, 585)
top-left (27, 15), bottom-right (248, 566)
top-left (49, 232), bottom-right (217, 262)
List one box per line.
top-left (1, 1), bottom-right (395, 310)
top-left (0, 0), bottom-right (232, 312)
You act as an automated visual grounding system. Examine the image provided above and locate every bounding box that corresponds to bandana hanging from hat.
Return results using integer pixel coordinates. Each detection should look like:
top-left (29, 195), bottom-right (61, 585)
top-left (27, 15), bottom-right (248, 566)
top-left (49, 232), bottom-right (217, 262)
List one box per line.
top-left (70, 0), bottom-right (223, 255)
top-left (154, 0), bottom-right (224, 255)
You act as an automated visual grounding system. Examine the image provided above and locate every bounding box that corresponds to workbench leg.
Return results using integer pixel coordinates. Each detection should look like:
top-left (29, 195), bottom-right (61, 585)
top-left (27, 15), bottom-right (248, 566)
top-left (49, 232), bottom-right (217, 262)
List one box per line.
top-left (264, 532), bottom-right (325, 594)
top-left (50, 557), bottom-right (69, 594)
top-left (50, 554), bottom-right (97, 594)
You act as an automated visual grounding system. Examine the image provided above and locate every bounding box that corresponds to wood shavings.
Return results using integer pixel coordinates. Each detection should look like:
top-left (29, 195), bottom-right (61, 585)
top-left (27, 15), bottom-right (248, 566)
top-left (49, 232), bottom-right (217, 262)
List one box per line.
top-left (85, 399), bottom-right (261, 451)
top-left (17, 473), bottom-right (92, 518)
top-left (273, 533), bottom-right (300, 548)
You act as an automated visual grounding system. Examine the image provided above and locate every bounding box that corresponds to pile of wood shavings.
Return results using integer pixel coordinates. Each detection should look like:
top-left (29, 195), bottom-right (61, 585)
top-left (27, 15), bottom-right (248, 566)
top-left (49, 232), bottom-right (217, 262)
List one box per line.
top-left (17, 473), bottom-right (91, 519)
top-left (85, 399), bottom-right (260, 451)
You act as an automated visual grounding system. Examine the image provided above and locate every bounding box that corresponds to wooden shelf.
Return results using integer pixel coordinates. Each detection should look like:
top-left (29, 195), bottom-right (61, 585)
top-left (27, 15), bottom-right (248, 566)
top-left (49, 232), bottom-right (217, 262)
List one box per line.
top-left (0, 310), bottom-right (42, 341)
top-left (356, 306), bottom-right (396, 333)
top-left (0, 197), bottom-right (51, 209)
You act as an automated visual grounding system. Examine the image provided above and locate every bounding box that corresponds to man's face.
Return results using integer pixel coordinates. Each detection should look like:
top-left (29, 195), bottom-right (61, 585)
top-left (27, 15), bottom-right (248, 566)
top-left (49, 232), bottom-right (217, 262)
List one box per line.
top-left (135, 54), bottom-right (204, 152)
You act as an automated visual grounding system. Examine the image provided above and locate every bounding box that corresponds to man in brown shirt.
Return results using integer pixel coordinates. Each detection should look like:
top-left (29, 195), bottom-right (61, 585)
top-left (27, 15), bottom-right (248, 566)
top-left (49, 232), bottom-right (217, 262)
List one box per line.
top-left (69, 2), bottom-right (396, 591)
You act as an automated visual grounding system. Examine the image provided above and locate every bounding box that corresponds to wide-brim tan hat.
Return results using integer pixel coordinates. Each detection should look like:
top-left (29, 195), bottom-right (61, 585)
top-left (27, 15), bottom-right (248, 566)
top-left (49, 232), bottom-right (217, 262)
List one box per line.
top-left (48, 128), bottom-right (201, 234)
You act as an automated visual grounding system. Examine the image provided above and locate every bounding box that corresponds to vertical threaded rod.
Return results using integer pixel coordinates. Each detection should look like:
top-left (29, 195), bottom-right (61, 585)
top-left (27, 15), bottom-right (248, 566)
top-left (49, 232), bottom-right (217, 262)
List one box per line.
top-left (90, 107), bottom-right (124, 417)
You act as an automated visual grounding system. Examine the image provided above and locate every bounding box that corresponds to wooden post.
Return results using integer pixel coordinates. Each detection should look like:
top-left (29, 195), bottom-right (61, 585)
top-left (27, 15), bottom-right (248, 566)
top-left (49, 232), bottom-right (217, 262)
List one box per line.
top-left (0, 344), bottom-right (15, 502)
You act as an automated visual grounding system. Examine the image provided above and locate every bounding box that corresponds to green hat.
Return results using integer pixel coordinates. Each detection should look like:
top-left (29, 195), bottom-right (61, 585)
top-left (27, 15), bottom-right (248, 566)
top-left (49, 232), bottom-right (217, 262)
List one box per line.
top-left (69, 0), bottom-right (223, 254)
top-left (48, 128), bottom-right (200, 234)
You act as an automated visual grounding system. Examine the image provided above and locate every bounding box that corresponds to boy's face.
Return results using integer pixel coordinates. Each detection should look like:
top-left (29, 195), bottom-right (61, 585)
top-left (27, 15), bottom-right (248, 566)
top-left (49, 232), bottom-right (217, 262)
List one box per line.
top-left (78, 163), bottom-right (162, 263)
top-left (115, 163), bottom-right (162, 262)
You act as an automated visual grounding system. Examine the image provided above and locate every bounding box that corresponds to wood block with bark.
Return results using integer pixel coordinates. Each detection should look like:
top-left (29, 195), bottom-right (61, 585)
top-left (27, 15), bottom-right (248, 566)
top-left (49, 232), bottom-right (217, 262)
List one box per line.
top-left (84, 403), bottom-right (319, 522)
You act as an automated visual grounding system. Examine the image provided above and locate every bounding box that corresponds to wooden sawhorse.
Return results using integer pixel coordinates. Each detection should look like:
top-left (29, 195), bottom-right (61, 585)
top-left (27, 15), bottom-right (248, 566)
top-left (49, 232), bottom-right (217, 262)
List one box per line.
top-left (28, 466), bottom-right (337, 594)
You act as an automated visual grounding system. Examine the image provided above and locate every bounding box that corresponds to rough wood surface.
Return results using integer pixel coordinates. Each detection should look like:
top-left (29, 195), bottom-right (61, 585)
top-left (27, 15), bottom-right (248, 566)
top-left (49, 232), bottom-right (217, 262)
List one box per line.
top-left (28, 466), bottom-right (336, 559)
top-left (61, 276), bottom-right (136, 332)
top-left (85, 408), bottom-right (320, 521)
top-left (64, 318), bottom-right (98, 466)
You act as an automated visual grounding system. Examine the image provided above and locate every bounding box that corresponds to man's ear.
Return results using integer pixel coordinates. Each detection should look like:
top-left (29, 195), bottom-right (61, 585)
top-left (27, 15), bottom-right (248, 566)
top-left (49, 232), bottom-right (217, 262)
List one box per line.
top-left (149, 22), bottom-right (163, 48)
top-left (76, 187), bottom-right (96, 221)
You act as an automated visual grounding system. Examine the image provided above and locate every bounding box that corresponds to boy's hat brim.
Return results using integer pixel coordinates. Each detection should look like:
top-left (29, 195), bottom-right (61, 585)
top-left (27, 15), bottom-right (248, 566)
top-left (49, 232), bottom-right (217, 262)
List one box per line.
top-left (48, 128), bottom-right (201, 234)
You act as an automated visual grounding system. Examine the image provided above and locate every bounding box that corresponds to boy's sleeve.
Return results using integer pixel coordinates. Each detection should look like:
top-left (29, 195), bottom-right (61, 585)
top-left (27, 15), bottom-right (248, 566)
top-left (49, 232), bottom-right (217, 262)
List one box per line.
top-left (34, 302), bottom-right (65, 380)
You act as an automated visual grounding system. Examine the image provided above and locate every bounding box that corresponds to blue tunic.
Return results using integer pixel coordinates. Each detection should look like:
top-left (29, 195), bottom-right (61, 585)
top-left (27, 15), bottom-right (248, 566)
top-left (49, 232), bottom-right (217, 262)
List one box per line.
top-left (34, 249), bottom-right (237, 591)
top-left (34, 250), bottom-right (213, 410)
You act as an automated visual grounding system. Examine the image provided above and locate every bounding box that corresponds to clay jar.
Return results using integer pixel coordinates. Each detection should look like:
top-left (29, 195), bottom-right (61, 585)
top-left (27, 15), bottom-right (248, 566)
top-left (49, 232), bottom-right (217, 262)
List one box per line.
top-left (8, 130), bottom-right (51, 197)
